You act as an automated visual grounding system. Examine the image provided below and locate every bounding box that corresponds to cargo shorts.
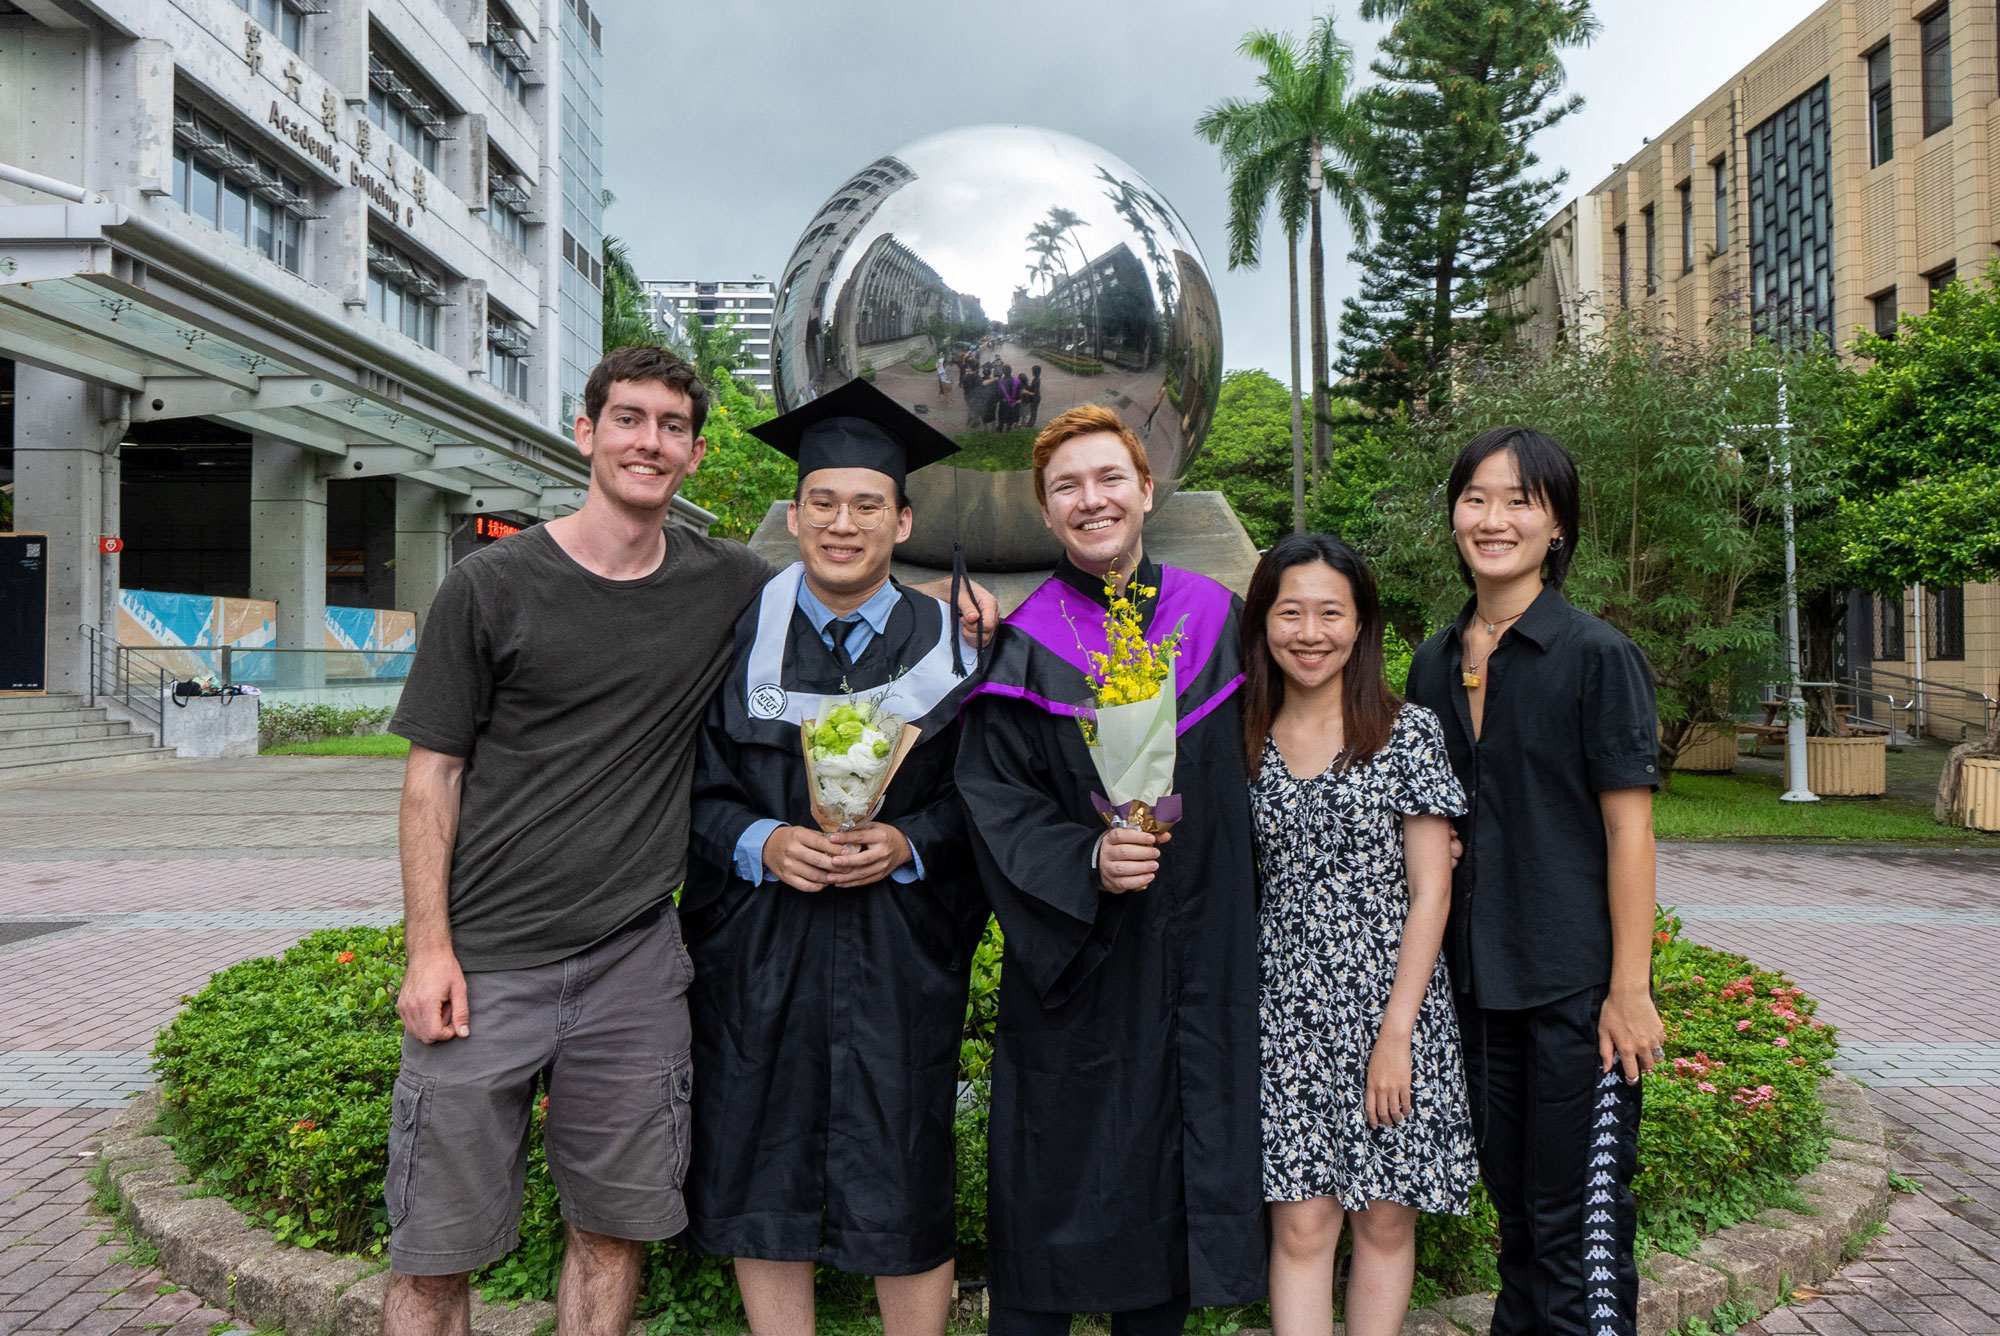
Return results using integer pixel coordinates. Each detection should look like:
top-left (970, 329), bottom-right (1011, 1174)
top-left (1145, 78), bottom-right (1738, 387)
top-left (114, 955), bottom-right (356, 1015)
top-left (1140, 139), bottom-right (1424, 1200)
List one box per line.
top-left (385, 909), bottom-right (695, 1276)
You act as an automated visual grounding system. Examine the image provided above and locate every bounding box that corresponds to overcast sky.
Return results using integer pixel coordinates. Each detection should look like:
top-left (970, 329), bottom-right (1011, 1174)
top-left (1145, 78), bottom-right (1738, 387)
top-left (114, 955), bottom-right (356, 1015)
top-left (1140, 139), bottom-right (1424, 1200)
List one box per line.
top-left (600, 0), bottom-right (1823, 380)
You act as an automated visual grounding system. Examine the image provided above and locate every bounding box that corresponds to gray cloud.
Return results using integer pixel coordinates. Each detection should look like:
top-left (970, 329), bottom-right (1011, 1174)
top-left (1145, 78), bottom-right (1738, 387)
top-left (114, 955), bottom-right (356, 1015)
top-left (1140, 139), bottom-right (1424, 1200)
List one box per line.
top-left (602, 0), bottom-right (1821, 380)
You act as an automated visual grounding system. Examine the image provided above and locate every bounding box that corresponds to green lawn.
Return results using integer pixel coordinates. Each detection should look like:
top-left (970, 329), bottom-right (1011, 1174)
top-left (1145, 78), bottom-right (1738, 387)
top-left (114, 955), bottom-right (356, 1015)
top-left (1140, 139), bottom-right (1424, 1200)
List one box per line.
top-left (261, 734), bottom-right (410, 757)
top-left (947, 429), bottom-right (1039, 472)
top-left (1656, 767), bottom-right (2000, 845)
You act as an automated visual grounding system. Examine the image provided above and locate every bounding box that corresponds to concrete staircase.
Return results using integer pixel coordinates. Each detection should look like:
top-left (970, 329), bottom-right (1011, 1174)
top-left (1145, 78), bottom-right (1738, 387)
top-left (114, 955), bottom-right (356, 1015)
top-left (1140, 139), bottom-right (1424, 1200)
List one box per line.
top-left (0, 693), bottom-right (178, 784)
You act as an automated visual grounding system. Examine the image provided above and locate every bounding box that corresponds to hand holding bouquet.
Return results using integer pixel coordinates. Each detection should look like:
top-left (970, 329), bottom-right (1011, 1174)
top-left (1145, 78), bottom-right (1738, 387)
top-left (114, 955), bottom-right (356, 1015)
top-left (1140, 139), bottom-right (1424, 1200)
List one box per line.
top-left (1077, 571), bottom-right (1185, 834)
top-left (802, 696), bottom-right (920, 834)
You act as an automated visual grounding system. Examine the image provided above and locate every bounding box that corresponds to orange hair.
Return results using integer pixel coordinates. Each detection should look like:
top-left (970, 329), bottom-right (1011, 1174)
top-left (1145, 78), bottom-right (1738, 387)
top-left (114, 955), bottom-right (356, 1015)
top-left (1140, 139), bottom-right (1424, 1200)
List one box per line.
top-left (1030, 404), bottom-right (1152, 506)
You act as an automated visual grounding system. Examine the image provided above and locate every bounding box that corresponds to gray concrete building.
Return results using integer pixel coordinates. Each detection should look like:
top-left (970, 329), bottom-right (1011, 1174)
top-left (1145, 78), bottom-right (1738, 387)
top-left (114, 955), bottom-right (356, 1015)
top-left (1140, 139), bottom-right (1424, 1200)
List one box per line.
top-left (0, 0), bottom-right (706, 697)
top-left (643, 277), bottom-right (776, 392)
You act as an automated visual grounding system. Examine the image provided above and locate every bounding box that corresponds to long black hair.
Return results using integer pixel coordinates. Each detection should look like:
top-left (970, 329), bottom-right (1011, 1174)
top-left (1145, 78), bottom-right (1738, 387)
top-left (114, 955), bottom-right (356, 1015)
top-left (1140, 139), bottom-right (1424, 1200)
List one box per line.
top-left (1444, 426), bottom-right (1582, 588)
top-left (1239, 533), bottom-right (1400, 778)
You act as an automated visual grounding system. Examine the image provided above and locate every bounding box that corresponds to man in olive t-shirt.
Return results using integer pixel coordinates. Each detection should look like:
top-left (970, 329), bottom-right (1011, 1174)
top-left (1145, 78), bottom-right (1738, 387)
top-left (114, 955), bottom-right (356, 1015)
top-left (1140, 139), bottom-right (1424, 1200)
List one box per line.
top-left (381, 346), bottom-right (993, 1336)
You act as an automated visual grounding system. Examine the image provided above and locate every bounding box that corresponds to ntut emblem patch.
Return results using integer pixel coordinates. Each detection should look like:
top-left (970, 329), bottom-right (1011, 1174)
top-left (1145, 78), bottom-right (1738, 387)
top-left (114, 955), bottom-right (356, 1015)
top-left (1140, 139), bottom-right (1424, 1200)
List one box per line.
top-left (748, 683), bottom-right (788, 719)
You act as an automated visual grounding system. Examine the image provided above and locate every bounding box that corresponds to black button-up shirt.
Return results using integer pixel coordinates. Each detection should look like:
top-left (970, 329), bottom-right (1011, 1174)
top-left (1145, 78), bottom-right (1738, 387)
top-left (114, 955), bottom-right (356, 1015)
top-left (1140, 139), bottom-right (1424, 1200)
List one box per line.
top-left (1406, 584), bottom-right (1659, 1011)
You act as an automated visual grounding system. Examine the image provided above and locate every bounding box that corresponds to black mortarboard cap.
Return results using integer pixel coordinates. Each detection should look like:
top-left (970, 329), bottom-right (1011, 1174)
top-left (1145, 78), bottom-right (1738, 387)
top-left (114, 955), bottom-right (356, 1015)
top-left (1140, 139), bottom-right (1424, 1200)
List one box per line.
top-left (749, 377), bottom-right (959, 490)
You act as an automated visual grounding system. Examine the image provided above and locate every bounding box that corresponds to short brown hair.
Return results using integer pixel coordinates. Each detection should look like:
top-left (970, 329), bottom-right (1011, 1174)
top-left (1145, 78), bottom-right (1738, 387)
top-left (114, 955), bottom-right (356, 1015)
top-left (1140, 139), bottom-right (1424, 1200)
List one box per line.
top-left (582, 344), bottom-right (710, 436)
top-left (1030, 404), bottom-right (1151, 505)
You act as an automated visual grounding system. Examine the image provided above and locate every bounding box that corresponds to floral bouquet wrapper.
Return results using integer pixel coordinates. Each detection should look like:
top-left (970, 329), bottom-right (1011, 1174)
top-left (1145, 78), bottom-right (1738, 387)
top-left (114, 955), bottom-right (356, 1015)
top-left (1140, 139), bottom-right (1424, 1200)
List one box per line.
top-left (1084, 662), bottom-right (1182, 834)
top-left (801, 697), bottom-right (921, 836)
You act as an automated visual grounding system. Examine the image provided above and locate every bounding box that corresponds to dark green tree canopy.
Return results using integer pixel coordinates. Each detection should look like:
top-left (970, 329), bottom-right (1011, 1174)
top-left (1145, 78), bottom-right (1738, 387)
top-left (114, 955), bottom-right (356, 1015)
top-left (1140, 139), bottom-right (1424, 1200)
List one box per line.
top-left (1840, 260), bottom-right (2000, 590)
top-left (1338, 0), bottom-right (1596, 409)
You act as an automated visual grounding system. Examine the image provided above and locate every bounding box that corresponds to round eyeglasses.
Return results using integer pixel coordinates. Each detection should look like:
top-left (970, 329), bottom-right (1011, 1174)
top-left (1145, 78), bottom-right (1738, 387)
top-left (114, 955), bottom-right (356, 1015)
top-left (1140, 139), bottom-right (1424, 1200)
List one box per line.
top-left (800, 499), bottom-right (888, 530)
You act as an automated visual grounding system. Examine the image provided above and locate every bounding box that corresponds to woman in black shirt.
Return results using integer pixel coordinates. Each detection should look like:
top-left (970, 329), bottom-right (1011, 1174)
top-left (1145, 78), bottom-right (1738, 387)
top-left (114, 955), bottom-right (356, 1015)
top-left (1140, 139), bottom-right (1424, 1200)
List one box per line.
top-left (1405, 427), bottom-right (1665, 1336)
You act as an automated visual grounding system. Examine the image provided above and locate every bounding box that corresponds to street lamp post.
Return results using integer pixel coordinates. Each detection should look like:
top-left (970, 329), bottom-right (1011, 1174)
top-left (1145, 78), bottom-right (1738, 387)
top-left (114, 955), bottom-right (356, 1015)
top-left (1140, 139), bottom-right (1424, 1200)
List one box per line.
top-left (1771, 376), bottom-right (1816, 803)
top-left (1726, 366), bottom-right (1817, 803)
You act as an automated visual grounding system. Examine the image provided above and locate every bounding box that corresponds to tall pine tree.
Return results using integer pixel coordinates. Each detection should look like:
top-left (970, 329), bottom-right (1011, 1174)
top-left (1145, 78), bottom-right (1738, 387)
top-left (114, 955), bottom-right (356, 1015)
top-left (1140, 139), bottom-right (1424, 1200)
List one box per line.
top-left (1337, 0), bottom-right (1596, 409)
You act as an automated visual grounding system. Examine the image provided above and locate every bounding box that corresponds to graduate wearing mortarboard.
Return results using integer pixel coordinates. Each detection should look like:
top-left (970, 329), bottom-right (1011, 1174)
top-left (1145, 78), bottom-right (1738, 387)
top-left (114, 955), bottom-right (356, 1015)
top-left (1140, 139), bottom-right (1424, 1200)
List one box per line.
top-left (682, 378), bottom-right (988, 1336)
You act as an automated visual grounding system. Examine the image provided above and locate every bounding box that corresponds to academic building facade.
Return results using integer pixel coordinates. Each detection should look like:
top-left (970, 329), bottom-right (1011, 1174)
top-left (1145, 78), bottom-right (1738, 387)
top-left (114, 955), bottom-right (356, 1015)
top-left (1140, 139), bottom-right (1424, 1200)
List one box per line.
top-left (1504, 0), bottom-right (1998, 740)
top-left (643, 278), bottom-right (776, 393)
top-left (0, 0), bottom-right (706, 700)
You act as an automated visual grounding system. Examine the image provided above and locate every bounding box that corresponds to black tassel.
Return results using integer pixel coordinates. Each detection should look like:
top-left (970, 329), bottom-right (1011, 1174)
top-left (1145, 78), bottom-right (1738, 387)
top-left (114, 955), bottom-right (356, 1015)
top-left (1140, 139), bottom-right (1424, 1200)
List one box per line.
top-left (949, 540), bottom-right (970, 677)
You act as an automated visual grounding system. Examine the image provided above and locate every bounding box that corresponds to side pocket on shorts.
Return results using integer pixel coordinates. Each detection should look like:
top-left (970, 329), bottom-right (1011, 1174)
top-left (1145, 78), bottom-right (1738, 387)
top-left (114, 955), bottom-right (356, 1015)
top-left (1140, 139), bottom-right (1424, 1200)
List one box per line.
top-left (385, 1075), bottom-right (430, 1229)
top-left (661, 1052), bottom-right (694, 1187)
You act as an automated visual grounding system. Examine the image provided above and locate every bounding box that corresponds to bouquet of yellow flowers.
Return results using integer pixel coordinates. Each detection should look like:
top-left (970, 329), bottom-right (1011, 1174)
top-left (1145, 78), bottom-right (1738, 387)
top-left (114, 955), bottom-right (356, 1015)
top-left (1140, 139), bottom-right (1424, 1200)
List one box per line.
top-left (1078, 571), bottom-right (1185, 833)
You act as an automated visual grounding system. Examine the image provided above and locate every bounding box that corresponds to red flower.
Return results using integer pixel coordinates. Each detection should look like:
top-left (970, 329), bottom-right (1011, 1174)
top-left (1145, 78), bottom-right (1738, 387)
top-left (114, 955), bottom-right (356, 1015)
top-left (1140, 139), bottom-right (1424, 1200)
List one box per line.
top-left (336, 951), bottom-right (356, 964)
top-left (294, 1118), bottom-right (316, 1132)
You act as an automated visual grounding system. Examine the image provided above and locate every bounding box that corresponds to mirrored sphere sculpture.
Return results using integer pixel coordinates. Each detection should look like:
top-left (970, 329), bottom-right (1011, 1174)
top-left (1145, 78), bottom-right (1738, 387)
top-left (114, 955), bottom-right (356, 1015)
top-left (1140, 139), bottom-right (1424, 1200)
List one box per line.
top-left (771, 125), bottom-right (1223, 570)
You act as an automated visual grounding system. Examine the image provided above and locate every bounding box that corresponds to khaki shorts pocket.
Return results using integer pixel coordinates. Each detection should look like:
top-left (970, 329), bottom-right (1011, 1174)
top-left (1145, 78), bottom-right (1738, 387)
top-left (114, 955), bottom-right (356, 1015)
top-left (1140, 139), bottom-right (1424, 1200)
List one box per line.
top-left (661, 1053), bottom-right (693, 1186)
top-left (385, 1074), bottom-right (429, 1228)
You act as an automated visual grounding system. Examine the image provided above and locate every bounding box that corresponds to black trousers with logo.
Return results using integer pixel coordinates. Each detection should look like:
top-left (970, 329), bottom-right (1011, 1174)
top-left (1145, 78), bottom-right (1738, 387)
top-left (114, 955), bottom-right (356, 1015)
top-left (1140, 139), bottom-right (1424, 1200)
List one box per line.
top-left (1459, 984), bottom-right (1642, 1336)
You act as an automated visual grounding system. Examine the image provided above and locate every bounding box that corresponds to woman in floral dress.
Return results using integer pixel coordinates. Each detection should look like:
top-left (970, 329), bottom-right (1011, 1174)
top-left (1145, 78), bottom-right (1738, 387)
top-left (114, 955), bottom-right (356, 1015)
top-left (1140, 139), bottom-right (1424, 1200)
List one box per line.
top-left (1239, 534), bottom-right (1478, 1336)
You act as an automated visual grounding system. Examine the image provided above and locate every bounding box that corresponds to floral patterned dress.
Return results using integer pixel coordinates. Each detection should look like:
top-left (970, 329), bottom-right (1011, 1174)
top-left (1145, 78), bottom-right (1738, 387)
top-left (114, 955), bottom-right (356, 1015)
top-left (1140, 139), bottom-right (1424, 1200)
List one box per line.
top-left (1252, 704), bottom-right (1479, 1211)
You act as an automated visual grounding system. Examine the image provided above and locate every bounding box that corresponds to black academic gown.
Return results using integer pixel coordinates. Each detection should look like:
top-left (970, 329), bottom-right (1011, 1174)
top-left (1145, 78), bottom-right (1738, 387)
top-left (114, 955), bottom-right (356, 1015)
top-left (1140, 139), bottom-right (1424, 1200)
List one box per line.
top-left (683, 578), bottom-right (989, 1276)
top-left (954, 558), bottom-right (1266, 1313)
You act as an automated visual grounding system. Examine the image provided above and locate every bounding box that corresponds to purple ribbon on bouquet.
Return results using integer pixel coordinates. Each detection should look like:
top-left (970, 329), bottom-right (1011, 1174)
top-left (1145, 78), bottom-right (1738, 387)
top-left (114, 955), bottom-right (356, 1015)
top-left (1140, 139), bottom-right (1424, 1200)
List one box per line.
top-left (1091, 791), bottom-right (1183, 831)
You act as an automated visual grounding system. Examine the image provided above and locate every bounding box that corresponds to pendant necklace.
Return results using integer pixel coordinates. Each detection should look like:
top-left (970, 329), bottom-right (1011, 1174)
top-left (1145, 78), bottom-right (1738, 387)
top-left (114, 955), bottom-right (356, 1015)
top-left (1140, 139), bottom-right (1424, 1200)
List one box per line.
top-left (1461, 607), bottom-right (1527, 690)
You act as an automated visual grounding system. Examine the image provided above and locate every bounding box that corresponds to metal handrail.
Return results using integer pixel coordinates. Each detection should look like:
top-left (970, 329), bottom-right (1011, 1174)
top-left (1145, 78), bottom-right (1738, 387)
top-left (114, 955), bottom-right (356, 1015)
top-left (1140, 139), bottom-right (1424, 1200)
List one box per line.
top-left (1849, 664), bottom-right (1996, 739)
top-left (79, 624), bottom-right (170, 741)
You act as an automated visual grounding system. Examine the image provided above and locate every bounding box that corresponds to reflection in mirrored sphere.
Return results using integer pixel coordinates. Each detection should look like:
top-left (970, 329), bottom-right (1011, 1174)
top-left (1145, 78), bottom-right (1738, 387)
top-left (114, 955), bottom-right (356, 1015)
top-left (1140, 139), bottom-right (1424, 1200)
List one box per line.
top-left (772, 125), bottom-right (1223, 570)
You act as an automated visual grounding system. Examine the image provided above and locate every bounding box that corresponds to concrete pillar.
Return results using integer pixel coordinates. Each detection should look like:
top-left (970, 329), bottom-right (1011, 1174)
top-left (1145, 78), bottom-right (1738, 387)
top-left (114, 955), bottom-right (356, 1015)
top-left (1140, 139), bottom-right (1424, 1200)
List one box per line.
top-left (394, 478), bottom-right (452, 635)
top-left (12, 365), bottom-right (121, 693)
top-left (249, 434), bottom-right (326, 689)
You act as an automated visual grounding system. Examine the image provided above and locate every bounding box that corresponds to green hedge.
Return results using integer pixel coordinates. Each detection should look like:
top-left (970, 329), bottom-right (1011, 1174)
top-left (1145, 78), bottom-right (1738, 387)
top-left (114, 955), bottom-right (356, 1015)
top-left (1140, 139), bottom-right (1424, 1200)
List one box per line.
top-left (258, 703), bottom-right (394, 748)
top-left (153, 910), bottom-right (1833, 1323)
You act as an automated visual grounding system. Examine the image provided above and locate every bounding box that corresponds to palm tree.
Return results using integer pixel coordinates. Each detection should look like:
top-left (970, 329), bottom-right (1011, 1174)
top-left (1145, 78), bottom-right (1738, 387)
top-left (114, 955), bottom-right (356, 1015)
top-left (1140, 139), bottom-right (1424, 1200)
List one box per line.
top-left (1196, 14), bottom-right (1370, 531)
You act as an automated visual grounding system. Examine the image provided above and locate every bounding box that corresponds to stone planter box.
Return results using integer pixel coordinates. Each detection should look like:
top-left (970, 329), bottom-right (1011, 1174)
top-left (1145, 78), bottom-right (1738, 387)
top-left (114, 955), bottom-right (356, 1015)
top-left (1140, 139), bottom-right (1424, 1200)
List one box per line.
top-left (1785, 735), bottom-right (1887, 797)
top-left (99, 1075), bottom-right (1891, 1336)
top-left (1675, 722), bottom-right (1738, 773)
top-left (1961, 758), bottom-right (2000, 831)
top-left (159, 689), bottom-right (260, 759)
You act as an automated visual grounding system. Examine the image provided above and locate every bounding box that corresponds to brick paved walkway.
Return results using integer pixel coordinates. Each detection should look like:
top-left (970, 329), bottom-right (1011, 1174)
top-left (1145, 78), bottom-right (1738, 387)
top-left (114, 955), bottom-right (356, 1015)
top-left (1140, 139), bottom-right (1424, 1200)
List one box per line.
top-left (1, 757), bottom-right (399, 1336)
top-left (1668, 846), bottom-right (2000, 1336)
top-left (5, 757), bottom-right (2000, 1335)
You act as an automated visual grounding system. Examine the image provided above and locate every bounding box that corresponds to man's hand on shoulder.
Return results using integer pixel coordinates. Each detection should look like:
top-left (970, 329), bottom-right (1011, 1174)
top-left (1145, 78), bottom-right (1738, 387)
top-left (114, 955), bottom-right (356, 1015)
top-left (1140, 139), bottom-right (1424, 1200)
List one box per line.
top-left (910, 575), bottom-right (1000, 647)
top-left (762, 824), bottom-right (847, 892)
top-left (398, 947), bottom-right (470, 1043)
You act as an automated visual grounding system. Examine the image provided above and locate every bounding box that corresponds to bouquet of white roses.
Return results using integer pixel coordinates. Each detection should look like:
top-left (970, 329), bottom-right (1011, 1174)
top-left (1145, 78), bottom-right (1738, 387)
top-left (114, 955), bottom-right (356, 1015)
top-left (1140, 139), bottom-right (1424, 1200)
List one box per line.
top-left (801, 697), bottom-right (919, 833)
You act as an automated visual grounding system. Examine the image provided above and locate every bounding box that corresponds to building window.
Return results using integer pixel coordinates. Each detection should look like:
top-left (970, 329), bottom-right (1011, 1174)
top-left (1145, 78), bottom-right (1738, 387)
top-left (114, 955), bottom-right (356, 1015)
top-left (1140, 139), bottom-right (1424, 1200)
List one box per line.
top-left (1747, 79), bottom-right (1834, 345)
top-left (1679, 182), bottom-right (1694, 272)
top-left (1866, 45), bottom-right (1894, 166)
top-left (1872, 289), bottom-right (1899, 336)
top-left (1921, 7), bottom-right (1952, 136)
top-left (1615, 225), bottom-right (1629, 307)
top-left (1927, 263), bottom-right (1957, 306)
top-left (487, 307), bottom-right (532, 400)
top-left (169, 103), bottom-right (312, 273)
top-left (1642, 206), bottom-right (1657, 295)
top-left (480, 4), bottom-right (533, 104)
top-left (365, 237), bottom-right (447, 349)
top-left (368, 41), bottom-right (450, 172)
top-left (1877, 593), bottom-right (1904, 661)
top-left (1928, 584), bottom-right (1964, 660)
top-left (486, 147), bottom-right (533, 251)
top-left (236, 0), bottom-right (305, 53)
top-left (1712, 157), bottom-right (1729, 252)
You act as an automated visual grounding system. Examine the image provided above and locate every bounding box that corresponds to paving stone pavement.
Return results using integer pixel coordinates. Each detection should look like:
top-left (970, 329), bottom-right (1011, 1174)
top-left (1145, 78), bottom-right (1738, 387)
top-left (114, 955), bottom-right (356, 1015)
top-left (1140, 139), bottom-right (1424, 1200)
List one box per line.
top-left (4, 758), bottom-right (2000, 1334)
top-left (1, 758), bottom-right (397, 1336)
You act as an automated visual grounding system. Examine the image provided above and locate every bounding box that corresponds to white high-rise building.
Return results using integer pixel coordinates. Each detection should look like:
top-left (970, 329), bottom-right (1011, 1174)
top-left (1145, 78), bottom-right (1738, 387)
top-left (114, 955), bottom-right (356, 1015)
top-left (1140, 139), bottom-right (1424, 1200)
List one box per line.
top-left (644, 278), bottom-right (776, 393)
top-left (0, 0), bottom-right (706, 696)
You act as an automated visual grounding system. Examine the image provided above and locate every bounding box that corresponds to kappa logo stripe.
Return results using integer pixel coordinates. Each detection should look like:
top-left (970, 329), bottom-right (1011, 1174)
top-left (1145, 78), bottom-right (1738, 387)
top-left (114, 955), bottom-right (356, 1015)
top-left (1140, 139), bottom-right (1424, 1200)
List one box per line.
top-left (1588, 1210), bottom-right (1613, 1223)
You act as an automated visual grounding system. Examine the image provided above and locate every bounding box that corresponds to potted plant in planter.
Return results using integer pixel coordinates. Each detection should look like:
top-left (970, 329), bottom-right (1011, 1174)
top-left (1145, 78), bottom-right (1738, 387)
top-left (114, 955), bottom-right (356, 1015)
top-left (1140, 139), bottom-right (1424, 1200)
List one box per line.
top-left (1787, 585), bottom-right (1886, 797)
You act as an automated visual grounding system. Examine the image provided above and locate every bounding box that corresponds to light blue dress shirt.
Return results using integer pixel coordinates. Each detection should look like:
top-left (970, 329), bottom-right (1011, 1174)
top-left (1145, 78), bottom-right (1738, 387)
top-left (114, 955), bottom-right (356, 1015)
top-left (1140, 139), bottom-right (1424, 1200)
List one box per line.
top-left (731, 579), bottom-right (926, 885)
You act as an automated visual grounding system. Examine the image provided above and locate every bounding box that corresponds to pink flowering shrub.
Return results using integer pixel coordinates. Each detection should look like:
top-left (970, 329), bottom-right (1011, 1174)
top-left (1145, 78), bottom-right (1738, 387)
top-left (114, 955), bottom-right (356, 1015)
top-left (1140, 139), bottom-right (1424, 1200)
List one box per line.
top-left (1636, 908), bottom-right (1838, 1251)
